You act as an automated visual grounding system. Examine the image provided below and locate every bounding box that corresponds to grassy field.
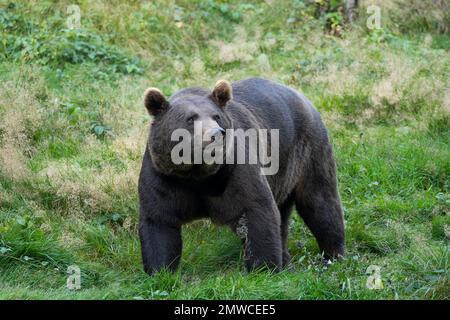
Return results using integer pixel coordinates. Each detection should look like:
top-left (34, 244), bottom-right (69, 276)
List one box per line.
top-left (0, 0), bottom-right (449, 299)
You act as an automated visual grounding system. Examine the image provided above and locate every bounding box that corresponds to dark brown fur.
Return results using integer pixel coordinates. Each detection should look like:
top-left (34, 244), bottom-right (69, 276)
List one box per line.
top-left (139, 78), bottom-right (345, 274)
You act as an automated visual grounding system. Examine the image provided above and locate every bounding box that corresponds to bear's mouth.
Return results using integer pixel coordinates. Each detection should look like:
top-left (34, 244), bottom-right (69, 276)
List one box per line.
top-left (177, 147), bottom-right (220, 160)
top-left (165, 162), bottom-right (222, 180)
top-left (150, 127), bottom-right (228, 179)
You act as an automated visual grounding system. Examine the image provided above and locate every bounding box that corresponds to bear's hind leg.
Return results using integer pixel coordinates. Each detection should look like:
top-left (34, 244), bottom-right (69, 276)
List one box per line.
top-left (294, 184), bottom-right (345, 260)
top-left (279, 197), bottom-right (294, 267)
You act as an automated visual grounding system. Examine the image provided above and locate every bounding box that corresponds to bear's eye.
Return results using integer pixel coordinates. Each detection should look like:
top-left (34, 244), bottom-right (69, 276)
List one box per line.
top-left (213, 114), bottom-right (221, 121)
top-left (186, 115), bottom-right (197, 124)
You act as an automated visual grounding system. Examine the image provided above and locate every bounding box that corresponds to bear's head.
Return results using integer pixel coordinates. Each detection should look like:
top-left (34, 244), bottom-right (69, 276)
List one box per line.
top-left (144, 80), bottom-right (233, 180)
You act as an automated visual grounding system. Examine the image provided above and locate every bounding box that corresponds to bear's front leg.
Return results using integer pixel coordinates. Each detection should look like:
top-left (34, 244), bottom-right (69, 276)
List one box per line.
top-left (212, 165), bottom-right (283, 271)
top-left (139, 218), bottom-right (182, 275)
top-left (235, 207), bottom-right (283, 272)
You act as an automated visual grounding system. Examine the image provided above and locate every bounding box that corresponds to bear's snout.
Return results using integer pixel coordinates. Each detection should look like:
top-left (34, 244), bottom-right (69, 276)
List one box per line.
top-left (209, 127), bottom-right (226, 142)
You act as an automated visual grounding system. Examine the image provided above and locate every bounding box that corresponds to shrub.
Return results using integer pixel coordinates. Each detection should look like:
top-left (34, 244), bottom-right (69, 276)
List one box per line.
top-left (0, 5), bottom-right (143, 74)
top-left (431, 212), bottom-right (450, 241)
top-left (392, 0), bottom-right (450, 35)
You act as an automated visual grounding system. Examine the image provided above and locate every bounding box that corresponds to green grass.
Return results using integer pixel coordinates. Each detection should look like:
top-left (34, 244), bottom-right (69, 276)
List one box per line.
top-left (0, 0), bottom-right (449, 300)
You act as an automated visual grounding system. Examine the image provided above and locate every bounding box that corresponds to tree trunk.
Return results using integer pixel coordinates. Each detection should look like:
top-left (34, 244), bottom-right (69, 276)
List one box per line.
top-left (345, 0), bottom-right (359, 23)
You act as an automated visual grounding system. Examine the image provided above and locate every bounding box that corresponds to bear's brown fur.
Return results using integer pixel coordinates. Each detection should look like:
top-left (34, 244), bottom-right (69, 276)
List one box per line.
top-left (139, 78), bottom-right (345, 274)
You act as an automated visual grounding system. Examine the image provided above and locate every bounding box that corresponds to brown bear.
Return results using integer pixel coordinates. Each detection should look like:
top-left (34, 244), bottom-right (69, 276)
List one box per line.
top-left (139, 78), bottom-right (345, 275)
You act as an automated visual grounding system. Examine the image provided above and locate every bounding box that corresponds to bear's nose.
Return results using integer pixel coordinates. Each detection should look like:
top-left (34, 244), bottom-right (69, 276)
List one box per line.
top-left (210, 127), bottom-right (226, 142)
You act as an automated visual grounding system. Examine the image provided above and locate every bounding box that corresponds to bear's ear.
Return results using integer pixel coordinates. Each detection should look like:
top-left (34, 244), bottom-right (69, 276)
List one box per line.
top-left (211, 80), bottom-right (232, 107)
top-left (144, 87), bottom-right (168, 116)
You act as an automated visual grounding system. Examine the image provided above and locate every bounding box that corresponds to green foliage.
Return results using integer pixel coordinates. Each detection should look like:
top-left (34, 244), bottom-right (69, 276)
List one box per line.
top-left (366, 28), bottom-right (396, 44)
top-left (0, 0), bottom-right (449, 300)
top-left (207, 0), bottom-right (244, 22)
top-left (428, 115), bottom-right (450, 139)
top-left (391, 0), bottom-right (450, 35)
top-left (90, 122), bottom-right (113, 139)
top-left (313, 0), bottom-right (346, 35)
top-left (0, 4), bottom-right (143, 74)
top-left (0, 210), bottom-right (72, 269)
top-left (431, 215), bottom-right (450, 241)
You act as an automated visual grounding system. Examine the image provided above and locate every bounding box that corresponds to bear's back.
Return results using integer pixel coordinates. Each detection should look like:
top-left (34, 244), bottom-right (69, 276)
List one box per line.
top-left (231, 77), bottom-right (318, 141)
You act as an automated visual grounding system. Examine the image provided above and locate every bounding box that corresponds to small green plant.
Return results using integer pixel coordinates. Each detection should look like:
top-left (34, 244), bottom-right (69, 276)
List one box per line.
top-left (0, 212), bottom-right (72, 269)
top-left (90, 122), bottom-right (113, 139)
top-left (431, 215), bottom-right (450, 240)
top-left (206, 0), bottom-right (243, 22)
top-left (367, 28), bottom-right (395, 44)
top-left (314, 0), bottom-right (346, 36)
